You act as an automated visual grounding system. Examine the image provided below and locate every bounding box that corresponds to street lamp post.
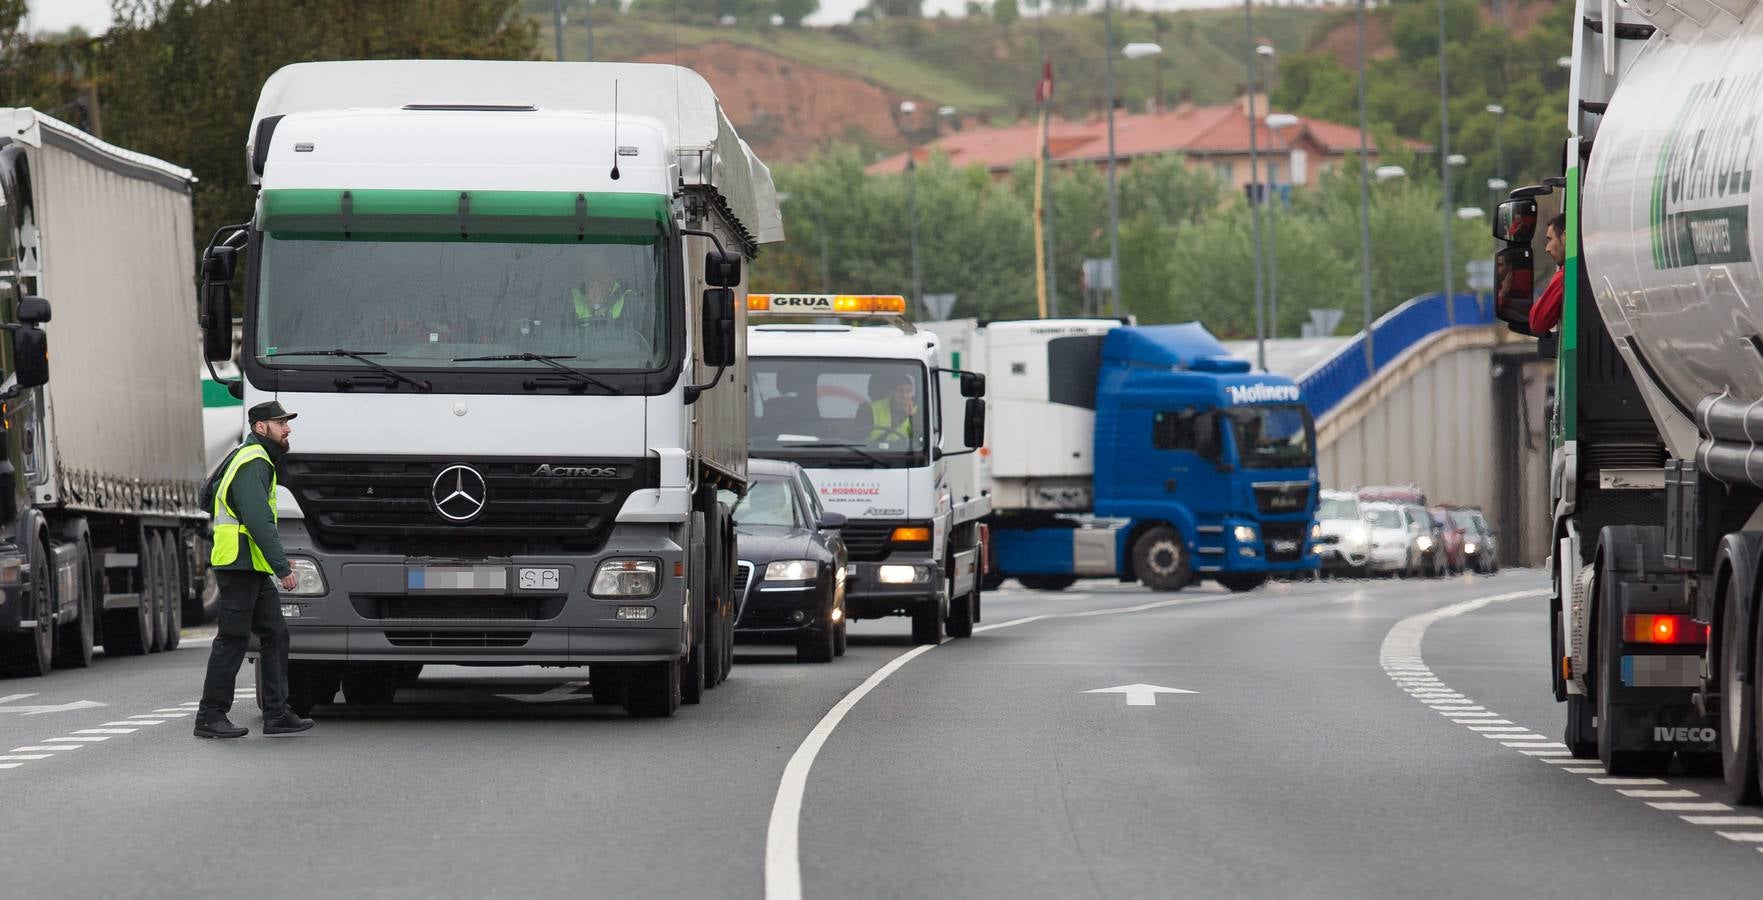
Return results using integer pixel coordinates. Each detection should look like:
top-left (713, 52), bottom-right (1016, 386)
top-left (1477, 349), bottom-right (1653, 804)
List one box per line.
top-left (1485, 103), bottom-right (1505, 213)
top-left (1438, 0), bottom-right (1456, 326)
top-left (1355, 0), bottom-right (1376, 370)
top-left (1445, 152), bottom-right (1465, 322)
top-left (1243, 4), bottom-right (1267, 372)
top-left (1265, 111), bottom-right (1299, 341)
top-left (1103, 0), bottom-right (1124, 317)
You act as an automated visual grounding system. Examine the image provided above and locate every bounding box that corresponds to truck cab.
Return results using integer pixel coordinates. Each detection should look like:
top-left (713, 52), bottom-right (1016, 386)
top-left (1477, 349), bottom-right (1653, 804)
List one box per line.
top-left (746, 294), bottom-right (987, 644)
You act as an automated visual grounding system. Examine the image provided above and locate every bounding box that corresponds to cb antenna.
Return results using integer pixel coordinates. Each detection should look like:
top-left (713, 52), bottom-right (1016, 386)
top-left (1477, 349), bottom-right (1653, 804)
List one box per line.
top-left (610, 78), bottom-right (622, 181)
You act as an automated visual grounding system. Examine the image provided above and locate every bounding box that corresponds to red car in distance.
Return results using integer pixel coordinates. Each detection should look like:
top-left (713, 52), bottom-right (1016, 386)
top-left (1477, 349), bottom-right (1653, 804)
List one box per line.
top-left (1430, 507), bottom-right (1468, 575)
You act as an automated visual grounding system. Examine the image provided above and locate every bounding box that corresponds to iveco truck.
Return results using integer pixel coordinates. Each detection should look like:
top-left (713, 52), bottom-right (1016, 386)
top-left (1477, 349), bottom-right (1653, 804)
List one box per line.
top-left (204, 62), bottom-right (779, 717)
top-left (924, 318), bottom-right (1320, 593)
top-left (1498, 0), bottom-right (1763, 793)
top-left (0, 109), bottom-right (213, 677)
top-left (745, 294), bottom-right (988, 644)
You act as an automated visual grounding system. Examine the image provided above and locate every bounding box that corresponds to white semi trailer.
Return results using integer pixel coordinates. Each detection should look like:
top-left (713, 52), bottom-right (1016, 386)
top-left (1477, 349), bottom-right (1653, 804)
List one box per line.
top-left (206, 62), bottom-right (779, 718)
top-left (0, 109), bottom-right (213, 676)
top-left (1499, 0), bottom-right (1763, 795)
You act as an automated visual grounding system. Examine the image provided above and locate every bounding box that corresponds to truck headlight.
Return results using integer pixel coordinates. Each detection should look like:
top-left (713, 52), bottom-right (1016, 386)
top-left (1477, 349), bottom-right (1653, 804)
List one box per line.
top-left (284, 558), bottom-right (327, 596)
top-left (1310, 522), bottom-right (1323, 541)
top-left (878, 564), bottom-right (930, 584)
top-left (765, 560), bottom-right (819, 581)
top-left (592, 559), bottom-right (659, 597)
top-left (1232, 525), bottom-right (1258, 543)
top-left (1464, 541), bottom-right (1479, 555)
top-left (1416, 536), bottom-right (1435, 552)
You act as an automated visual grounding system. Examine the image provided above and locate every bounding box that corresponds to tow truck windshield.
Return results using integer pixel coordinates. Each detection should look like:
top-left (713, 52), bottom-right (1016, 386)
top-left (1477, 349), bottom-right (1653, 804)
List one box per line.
top-left (749, 358), bottom-right (930, 469)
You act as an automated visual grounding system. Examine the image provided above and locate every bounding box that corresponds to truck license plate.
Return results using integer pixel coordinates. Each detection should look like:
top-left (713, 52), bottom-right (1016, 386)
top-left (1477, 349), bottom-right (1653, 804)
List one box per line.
top-left (406, 565), bottom-right (508, 592)
top-left (1273, 540), bottom-right (1299, 554)
top-left (518, 567), bottom-right (561, 590)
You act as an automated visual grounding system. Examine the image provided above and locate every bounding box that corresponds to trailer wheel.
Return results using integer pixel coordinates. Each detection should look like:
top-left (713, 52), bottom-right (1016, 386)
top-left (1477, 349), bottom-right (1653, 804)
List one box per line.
top-left (156, 532), bottom-right (182, 651)
top-left (1723, 574), bottom-right (1762, 803)
top-left (143, 533), bottom-right (167, 653)
top-left (52, 538), bottom-right (94, 669)
top-left (1133, 525), bottom-right (1191, 592)
top-left (2, 533), bottom-right (54, 677)
top-left (623, 659), bottom-right (682, 718)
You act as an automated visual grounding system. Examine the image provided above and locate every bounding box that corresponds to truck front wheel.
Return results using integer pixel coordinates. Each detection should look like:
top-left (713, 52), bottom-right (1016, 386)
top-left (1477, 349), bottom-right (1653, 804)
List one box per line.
top-left (910, 601), bottom-right (944, 645)
top-left (1016, 574), bottom-right (1076, 591)
top-left (623, 659), bottom-right (682, 718)
top-left (1133, 525), bottom-right (1191, 592)
top-left (1216, 573), bottom-right (1266, 593)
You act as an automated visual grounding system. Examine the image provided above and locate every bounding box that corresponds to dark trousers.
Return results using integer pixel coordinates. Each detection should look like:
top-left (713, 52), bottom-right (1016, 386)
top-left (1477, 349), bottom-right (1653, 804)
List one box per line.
top-left (199, 570), bottom-right (288, 721)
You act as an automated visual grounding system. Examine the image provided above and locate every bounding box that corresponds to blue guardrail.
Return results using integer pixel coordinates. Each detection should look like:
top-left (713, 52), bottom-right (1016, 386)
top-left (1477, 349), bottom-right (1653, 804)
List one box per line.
top-left (1300, 292), bottom-right (1495, 422)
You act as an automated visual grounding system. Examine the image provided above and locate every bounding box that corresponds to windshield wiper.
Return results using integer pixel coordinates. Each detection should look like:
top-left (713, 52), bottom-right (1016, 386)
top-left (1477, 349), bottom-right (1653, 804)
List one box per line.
top-left (451, 353), bottom-right (617, 394)
top-left (271, 349), bottom-right (432, 392)
top-left (776, 440), bottom-right (889, 467)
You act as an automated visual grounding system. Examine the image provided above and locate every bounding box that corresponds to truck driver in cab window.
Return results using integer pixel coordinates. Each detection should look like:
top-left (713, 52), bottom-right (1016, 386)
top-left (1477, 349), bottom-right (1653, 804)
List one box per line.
top-left (1529, 213), bottom-right (1567, 336)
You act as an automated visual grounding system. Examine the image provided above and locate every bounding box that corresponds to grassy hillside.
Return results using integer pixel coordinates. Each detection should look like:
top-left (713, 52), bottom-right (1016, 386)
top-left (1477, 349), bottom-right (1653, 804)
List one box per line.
top-left (521, 3), bottom-right (1336, 123)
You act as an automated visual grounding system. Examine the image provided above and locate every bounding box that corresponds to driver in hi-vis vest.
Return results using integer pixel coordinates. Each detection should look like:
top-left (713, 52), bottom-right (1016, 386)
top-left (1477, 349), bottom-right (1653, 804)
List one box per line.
top-left (867, 371), bottom-right (917, 443)
top-left (194, 401), bottom-right (314, 739)
top-left (572, 271), bottom-right (638, 324)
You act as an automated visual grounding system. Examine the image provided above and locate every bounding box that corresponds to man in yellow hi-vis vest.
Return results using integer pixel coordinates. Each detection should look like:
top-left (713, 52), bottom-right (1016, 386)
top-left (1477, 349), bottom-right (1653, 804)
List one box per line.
top-left (195, 401), bottom-right (313, 739)
top-left (867, 372), bottom-right (918, 444)
top-left (572, 274), bottom-right (637, 324)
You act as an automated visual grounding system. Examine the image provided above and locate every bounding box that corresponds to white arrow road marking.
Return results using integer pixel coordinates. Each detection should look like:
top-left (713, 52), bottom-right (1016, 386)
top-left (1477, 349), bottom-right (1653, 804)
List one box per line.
top-left (497, 680), bottom-right (592, 703)
top-left (0, 698), bottom-right (105, 716)
top-left (1081, 683), bottom-right (1199, 707)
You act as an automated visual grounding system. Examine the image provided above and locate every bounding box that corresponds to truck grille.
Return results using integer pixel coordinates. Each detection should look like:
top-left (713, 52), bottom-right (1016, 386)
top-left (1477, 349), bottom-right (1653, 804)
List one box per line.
top-left (384, 629), bottom-right (532, 648)
top-left (282, 455), bottom-right (654, 556)
top-left (1253, 482), bottom-right (1312, 516)
top-left (1262, 522), bottom-right (1308, 562)
top-left (840, 520), bottom-right (905, 561)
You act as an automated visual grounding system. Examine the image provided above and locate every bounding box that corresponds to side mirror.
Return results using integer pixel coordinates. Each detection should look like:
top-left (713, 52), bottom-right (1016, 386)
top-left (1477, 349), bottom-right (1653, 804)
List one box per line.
top-left (705, 250), bottom-right (742, 288)
top-left (818, 510), bottom-right (848, 530)
top-left (202, 245), bottom-right (238, 283)
top-left (12, 325), bottom-right (48, 389)
top-left (1494, 245), bottom-right (1536, 333)
top-left (963, 397), bottom-right (986, 449)
top-left (959, 371), bottom-right (986, 398)
top-left (1493, 197), bottom-right (1538, 244)
top-left (702, 288), bottom-right (737, 368)
top-left (17, 296), bottom-right (50, 325)
top-left (201, 281), bottom-right (233, 362)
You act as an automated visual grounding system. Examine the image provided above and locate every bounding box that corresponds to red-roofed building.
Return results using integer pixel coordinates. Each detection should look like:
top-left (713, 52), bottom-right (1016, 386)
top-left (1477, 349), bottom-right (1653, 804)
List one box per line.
top-left (867, 97), bottom-right (1425, 194)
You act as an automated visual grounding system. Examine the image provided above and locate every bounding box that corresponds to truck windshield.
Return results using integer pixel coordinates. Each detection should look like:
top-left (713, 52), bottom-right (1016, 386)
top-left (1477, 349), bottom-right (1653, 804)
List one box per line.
top-left (256, 236), bottom-right (667, 371)
top-left (749, 358), bottom-right (930, 468)
top-left (1224, 403), bottom-right (1314, 469)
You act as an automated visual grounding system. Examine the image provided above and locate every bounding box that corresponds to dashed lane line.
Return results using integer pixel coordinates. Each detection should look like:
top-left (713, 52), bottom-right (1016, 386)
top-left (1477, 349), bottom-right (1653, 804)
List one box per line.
top-left (0, 682), bottom-right (250, 777)
top-left (764, 589), bottom-right (1236, 900)
top-left (1382, 588), bottom-right (1763, 851)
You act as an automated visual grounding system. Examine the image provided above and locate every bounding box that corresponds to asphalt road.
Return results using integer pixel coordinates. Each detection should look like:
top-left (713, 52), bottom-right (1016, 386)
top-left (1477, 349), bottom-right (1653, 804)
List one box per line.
top-left (3, 570), bottom-right (1760, 898)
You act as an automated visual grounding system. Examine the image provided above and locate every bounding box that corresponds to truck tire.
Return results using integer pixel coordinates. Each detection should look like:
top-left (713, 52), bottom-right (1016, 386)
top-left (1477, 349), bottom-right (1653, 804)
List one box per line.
top-left (157, 532), bottom-right (182, 651)
top-left (589, 665), bottom-right (626, 705)
top-left (1016, 574), bottom-right (1077, 591)
top-left (946, 587), bottom-right (976, 639)
top-left (2, 533), bottom-right (54, 677)
top-left (1133, 525), bottom-right (1191, 592)
top-left (144, 534), bottom-right (168, 653)
top-left (1216, 573), bottom-right (1267, 593)
top-left (623, 659), bottom-right (682, 718)
top-left (1723, 575), bottom-right (1762, 803)
top-left (1564, 694), bottom-right (1597, 759)
top-left (910, 600), bottom-right (944, 645)
top-left (982, 569), bottom-right (1006, 592)
top-left (52, 539), bottom-right (94, 669)
top-left (286, 661), bottom-right (338, 718)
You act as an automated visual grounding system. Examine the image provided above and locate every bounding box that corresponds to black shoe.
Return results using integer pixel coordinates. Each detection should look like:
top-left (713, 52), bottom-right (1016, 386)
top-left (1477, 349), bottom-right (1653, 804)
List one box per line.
top-left (262, 711), bottom-right (314, 736)
top-left (193, 715), bottom-right (248, 739)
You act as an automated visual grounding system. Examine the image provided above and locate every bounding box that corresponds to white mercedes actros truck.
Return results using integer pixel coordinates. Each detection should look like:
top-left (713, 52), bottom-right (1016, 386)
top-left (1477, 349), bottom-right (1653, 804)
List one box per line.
top-left (204, 61), bottom-right (779, 718)
top-left (745, 294), bottom-right (988, 644)
top-left (1497, 0), bottom-right (1763, 796)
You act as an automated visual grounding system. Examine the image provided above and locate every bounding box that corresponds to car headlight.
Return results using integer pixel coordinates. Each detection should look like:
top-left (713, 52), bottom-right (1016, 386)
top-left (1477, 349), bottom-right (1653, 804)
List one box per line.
top-left (591, 558), bottom-right (659, 597)
top-left (284, 558), bottom-right (327, 596)
top-left (1416, 536), bottom-right (1435, 552)
top-left (765, 559), bottom-right (819, 581)
top-left (1232, 525), bottom-right (1258, 543)
top-left (1464, 541), bottom-right (1479, 554)
top-left (1310, 522), bottom-right (1323, 541)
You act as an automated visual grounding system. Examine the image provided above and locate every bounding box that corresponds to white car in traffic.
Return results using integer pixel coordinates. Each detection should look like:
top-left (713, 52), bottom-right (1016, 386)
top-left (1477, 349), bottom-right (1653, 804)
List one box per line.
top-left (1359, 502), bottom-right (1417, 576)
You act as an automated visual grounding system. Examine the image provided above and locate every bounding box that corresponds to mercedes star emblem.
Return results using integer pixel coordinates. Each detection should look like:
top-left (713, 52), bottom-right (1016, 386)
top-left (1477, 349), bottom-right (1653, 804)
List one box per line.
top-left (432, 464), bottom-right (487, 523)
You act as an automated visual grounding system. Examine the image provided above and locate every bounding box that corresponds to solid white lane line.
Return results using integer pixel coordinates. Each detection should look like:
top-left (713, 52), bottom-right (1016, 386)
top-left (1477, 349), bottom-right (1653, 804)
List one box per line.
top-left (1683, 816), bottom-right (1763, 826)
top-left (1620, 789), bottom-right (1700, 798)
top-left (0, 754), bottom-right (50, 761)
top-left (765, 590), bottom-right (1232, 900)
top-left (1651, 802), bottom-right (1733, 812)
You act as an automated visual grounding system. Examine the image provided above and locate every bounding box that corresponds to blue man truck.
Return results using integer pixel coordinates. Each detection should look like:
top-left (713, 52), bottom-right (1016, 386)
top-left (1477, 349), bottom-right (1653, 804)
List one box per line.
top-left (924, 318), bottom-right (1319, 593)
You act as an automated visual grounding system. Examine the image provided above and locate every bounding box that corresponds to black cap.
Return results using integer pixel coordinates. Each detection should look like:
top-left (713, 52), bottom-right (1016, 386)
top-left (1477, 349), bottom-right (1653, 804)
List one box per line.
top-left (247, 401), bottom-right (297, 424)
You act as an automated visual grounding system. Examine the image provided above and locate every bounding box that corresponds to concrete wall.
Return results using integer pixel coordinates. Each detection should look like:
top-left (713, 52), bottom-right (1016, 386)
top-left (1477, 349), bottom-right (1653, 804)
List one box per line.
top-left (1315, 326), bottom-right (1554, 566)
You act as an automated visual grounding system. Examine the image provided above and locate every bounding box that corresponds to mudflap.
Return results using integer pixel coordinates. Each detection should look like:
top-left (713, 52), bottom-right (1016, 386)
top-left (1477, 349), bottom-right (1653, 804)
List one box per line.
top-left (1601, 688), bottom-right (1718, 757)
top-left (1596, 525), bottom-right (1715, 760)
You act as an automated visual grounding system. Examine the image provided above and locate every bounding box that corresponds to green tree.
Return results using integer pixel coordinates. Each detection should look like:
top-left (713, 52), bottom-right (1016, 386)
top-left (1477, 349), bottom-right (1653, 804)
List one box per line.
top-left (775, 0), bottom-right (818, 27)
top-left (993, 0), bottom-right (1018, 27)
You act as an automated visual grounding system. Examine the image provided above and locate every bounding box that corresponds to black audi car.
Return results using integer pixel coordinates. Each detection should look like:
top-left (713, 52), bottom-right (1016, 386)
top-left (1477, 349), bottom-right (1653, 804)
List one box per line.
top-left (722, 459), bottom-right (849, 663)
